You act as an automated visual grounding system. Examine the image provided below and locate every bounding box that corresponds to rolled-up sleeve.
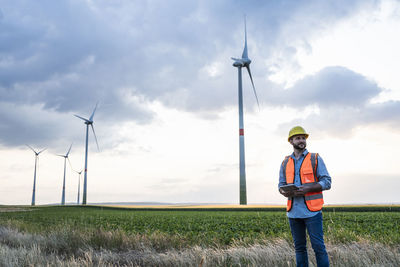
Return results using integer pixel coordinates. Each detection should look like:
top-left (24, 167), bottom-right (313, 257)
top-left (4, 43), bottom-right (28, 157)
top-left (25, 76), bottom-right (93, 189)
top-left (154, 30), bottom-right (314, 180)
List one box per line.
top-left (316, 155), bottom-right (331, 191)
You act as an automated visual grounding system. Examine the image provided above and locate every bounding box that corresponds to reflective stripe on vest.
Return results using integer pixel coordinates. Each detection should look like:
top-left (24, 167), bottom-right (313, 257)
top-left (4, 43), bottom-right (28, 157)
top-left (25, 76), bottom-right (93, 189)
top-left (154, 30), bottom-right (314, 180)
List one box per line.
top-left (304, 193), bottom-right (323, 201)
top-left (282, 152), bottom-right (324, 212)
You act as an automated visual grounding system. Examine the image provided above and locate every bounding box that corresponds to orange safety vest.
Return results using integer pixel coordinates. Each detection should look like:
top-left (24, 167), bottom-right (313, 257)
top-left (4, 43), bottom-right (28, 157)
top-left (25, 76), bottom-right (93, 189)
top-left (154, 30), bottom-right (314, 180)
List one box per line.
top-left (281, 152), bottom-right (324, 212)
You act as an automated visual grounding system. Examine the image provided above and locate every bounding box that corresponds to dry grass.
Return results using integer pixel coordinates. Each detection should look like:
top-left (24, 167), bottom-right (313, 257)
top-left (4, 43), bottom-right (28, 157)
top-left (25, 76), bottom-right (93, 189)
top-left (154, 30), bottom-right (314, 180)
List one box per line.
top-left (0, 226), bottom-right (399, 266)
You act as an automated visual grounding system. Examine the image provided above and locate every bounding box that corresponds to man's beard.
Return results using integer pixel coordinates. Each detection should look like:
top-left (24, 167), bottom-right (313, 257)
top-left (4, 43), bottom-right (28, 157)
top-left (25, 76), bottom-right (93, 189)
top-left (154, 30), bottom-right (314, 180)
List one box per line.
top-left (293, 143), bottom-right (306, 150)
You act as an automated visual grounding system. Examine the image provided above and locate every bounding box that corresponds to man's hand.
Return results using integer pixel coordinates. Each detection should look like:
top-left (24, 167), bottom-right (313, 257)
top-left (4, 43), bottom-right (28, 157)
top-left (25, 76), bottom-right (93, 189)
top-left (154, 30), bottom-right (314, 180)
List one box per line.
top-left (279, 188), bottom-right (294, 197)
top-left (293, 184), bottom-right (322, 196)
top-left (292, 186), bottom-right (308, 196)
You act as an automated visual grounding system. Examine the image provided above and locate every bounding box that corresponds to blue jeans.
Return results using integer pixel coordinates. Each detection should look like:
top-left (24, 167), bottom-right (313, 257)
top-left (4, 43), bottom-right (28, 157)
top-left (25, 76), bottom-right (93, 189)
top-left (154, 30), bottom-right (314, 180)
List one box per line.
top-left (289, 212), bottom-right (329, 267)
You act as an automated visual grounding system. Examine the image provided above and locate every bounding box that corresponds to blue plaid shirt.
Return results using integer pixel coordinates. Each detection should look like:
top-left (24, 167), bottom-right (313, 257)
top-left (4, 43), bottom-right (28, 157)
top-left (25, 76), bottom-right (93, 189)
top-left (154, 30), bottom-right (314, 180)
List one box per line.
top-left (279, 149), bottom-right (331, 218)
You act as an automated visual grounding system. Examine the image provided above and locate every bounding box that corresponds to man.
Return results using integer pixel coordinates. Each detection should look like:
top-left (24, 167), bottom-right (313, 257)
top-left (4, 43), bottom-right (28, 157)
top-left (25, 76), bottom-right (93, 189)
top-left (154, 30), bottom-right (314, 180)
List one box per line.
top-left (279, 126), bottom-right (331, 267)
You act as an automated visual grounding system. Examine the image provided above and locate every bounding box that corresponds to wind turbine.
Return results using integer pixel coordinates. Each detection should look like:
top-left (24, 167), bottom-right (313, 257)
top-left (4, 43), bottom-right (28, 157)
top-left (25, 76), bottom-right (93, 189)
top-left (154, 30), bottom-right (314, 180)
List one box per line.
top-left (231, 17), bottom-right (259, 205)
top-left (74, 169), bottom-right (83, 205)
top-left (58, 144), bottom-right (72, 205)
top-left (74, 103), bottom-right (99, 205)
top-left (26, 145), bottom-right (46, 206)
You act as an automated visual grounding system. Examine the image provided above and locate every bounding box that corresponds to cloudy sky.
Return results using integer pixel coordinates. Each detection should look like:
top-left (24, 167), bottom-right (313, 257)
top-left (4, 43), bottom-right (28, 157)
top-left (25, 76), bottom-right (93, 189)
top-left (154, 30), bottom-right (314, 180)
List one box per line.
top-left (1, 0), bottom-right (399, 205)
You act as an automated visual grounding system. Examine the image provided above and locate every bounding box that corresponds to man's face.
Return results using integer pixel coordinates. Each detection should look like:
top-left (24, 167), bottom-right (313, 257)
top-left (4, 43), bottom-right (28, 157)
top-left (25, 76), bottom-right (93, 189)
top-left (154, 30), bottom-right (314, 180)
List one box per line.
top-left (290, 135), bottom-right (307, 150)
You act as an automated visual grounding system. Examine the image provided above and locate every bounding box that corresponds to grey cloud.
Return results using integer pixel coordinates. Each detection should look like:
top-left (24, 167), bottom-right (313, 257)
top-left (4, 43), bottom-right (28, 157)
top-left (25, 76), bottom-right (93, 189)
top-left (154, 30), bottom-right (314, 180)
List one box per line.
top-left (0, 0), bottom-right (380, 147)
top-left (270, 66), bottom-right (381, 108)
top-left (0, 102), bottom-right (79, 147)
top-left (0, 98), bottom-right (152, 151)
top-left (362, 101), bottom-right (400, 124)
top-left (274, 67), bottom-right (400, 137)
top-left (0, 0), bottom-right (374, 108)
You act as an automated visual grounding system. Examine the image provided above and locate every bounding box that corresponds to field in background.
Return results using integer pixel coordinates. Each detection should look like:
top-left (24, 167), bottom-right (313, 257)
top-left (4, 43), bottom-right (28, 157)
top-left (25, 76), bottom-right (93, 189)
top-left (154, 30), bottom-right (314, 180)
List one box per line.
top-left (104, 203), bottom-right (400, 212)
top-left (0, 205), bottom-right (399, 266)
top-left (108, 204), bottom-right (285, 209)
top-left (106, 203), bottom-right (400, 208)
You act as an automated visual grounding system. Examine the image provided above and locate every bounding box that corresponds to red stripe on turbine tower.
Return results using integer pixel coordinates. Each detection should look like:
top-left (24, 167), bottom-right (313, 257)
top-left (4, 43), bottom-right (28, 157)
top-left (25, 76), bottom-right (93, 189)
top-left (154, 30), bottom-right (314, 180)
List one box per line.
top-left (239, 129), bottom-right (244, 136)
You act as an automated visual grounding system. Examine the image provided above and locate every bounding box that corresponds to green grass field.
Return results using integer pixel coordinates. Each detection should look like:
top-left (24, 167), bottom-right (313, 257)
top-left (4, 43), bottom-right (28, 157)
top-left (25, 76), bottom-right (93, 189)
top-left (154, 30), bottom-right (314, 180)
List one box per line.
top-left (0, 205), bottom-right (399, 266)
top-left (1, 206), bottom-right (400, 246)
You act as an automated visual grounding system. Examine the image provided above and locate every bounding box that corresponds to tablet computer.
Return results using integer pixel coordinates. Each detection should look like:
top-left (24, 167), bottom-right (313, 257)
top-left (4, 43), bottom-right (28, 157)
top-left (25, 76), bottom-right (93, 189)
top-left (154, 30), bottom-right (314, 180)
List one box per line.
top-left (280, 184), bottom-right (299, 192)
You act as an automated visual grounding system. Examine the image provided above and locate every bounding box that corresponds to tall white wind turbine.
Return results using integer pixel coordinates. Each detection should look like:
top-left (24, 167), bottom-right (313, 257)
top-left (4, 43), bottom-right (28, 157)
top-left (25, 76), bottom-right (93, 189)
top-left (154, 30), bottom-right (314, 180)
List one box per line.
top-left (74, 103), bottom-right (99, 205)
top-left (26, 145), bottom-right (46, 206)
top-left (58, 144), bottom-right (72, 205)
top-left (231, 18), bottom-right (259, 205)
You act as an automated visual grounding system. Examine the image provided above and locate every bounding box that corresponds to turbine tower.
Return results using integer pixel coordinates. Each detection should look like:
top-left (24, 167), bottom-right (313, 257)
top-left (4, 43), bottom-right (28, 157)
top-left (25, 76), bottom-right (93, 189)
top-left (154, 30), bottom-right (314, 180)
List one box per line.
top-left (58, 144), bottom-right (72, 205)
top-left (74, 169), bottom-right (83, 205)
top-left (74, 103), bottom-right (99, 205)
top-left (231, 18), bottom-right (259, 205)
top-left (26, 145), bottom-right (46, 206)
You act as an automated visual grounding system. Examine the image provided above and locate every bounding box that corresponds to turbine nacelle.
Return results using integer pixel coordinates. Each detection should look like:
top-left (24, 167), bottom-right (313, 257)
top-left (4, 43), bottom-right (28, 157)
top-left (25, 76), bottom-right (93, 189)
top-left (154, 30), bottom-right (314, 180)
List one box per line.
top-left (231, 58), bottom-right (252, 67)
top-left (232, 60), bottom-right (244, 67)
top-left (74, 115), bottom-right (92, 124)
top-left (241, 58), bottom-right (251, 65)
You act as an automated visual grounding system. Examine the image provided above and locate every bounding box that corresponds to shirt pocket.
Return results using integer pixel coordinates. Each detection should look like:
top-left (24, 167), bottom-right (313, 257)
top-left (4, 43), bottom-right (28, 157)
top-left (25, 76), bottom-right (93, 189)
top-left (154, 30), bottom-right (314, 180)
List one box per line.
top-left (301, 168), bottom-right (315, 183)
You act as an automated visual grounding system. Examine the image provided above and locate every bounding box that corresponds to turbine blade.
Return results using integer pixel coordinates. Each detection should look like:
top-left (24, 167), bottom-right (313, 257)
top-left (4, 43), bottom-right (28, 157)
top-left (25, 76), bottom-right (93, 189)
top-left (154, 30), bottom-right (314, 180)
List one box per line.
top-left (66, 143), bottom-right (73, 157)
top-left (38, 148), bottom-right (47, 155)
top-left (90, 124), bottom-right (100, 151)
top-left (67, 157), bottom-right (74, 171)
top-left (245, 65), bottom-right (260, 108)
top-left (89, 102), bottom-right (98, 121)
top-left (74, 114), bottom-right (89, 122)
top-left (241, 16), bottom-right (248, 59)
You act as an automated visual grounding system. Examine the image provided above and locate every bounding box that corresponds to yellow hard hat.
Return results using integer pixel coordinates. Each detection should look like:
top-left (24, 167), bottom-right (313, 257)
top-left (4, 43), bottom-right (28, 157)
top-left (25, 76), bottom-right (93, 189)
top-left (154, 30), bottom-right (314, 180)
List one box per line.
top-left (288, 126), bottom-right (309, 142)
